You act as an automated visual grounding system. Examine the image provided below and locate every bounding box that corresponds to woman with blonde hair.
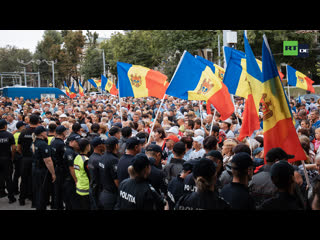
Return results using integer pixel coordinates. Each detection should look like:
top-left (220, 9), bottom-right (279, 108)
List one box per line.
top-left (221, 139), bottom-right (238, 167)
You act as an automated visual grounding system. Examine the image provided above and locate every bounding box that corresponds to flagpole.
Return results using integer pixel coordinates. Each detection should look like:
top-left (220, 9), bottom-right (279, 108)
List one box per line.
top-left (117, 74), bottom-right (123, 123)
top-left (209, 109), bottom-right (217, 136)
top-left (199, 100), bottom-right (203, 126)
top-left (147, 50), bottom-right (188, 144)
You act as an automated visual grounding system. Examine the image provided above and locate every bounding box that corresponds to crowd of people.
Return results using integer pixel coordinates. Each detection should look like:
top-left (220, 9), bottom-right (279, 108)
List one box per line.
top-left (1, 93), bottom-right (320, 210)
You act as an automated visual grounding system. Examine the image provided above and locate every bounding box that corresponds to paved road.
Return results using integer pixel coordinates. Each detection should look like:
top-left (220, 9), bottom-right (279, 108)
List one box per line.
top-left (0, 194), bottom-right (34, 210)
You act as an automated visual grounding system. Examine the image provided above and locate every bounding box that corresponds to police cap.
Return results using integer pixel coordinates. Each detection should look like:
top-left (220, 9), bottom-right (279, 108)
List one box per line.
top-left (34, 126), bottom-right (46, 135)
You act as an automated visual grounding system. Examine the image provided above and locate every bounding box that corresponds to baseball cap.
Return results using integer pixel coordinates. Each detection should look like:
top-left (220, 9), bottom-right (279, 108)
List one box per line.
top-left (252, 147), bottom-right (263, 156)
top-left (206, 150), bottom-right (223, 161)
top-left (166, 126), bottom-right (179, 135)
top-left (164, 135), bottom-right (180, 143)
top-left (91, 137), bottom-right (106, 148)
top-left (265, 147), bottom-right (294, 163)
top-left (231, 152), bottom-right (254, 170)
top-left (56, 125), bottom-right (68, 134)
top-left (34, 126), bottom-right (46, 135)
top-left (173, 141), bottom-right (186, 155)
top-left (16, 121), bottom-right (26, 129)
top-left (0, 119), bottom-right (7, 129)
top-left (193, 158), bottom-right (217, 179)
top-left (80, 124), bottom-right (89, 133)
top-left (59, 113), bottom-right (67, 118)
top-left (126, 136), bottom-right (146, 150)
top-left (68, 133), bottom-right (81, 142)
top-left (192, 136), bottom-right (204, 145)
top-left (131, 153), bottom-right (150, 173)
top-left (182, 162), bottom-right (194, 172)
top-left (270, 160), bottom-right (295, 189)
top-left (105, 136), bottom-right (119, 146)
top-left (145, 144), bottom-right (165, 159)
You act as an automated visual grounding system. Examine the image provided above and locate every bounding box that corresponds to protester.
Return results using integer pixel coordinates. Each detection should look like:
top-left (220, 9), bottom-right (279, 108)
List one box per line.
top-left (1, 92), bottom-right (320, 211)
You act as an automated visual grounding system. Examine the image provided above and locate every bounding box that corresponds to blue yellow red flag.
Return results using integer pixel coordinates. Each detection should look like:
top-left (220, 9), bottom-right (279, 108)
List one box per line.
top-left (166, 51), bottom-right (234, 120)
top-left (78, 81), bottom-right (84, 97)
top-left (88, 79), bottom-right (101, 89)
top-left (69, 81), bottom-right (77, 98)
top-left (117, 62), bottom-right (169, 99)
top-left (64, 81), bottom-right (70, 97)
top-left (238, 32), bottom-right (263, 141)
top-left (262, 34), bottom-right (306, 163)
top-left (287, 65), bottom-right (315, 93)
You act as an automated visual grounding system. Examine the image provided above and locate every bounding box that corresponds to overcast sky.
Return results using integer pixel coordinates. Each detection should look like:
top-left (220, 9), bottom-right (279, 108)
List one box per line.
top-left (0, 30), bottom-right (123, 53)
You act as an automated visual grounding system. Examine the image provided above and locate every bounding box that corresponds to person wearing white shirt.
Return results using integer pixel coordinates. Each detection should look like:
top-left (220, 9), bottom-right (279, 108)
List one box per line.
top-left (189, 136), bottom-right (206, 160)
top-left (6, 113), bottom-right (17, 133)
top-left (221, 118), bottom-right (235, 139)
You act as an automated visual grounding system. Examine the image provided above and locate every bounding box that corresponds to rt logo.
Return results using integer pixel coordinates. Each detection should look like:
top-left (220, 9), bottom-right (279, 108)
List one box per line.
top-left (283, 41), bottom-right (309, 57)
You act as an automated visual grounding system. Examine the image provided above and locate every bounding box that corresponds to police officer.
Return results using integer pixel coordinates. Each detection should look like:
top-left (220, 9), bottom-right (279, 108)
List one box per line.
top-left (17, 114), bottom-right (39, 206)
top-left (73, 138), bottom-right (91, 210)
top-left (116, 153), bottom-right (167, 210)
top-left (174, 158), bottom-right (230, 210)
top-left (32, 126), bottom-right (56, 210)
top-left (98, 136), bottom-right (120, 210)
top-left (62, 133), bottom-right (81, 210)
top-left (88, 136), bottom-right (105, 210)
top-left (144, 144), bottom-right (168, 195)
top-left (0, 119), bottom-right (16, 203)
top-left (50, 125), bottom-right (68, 210)
top-left (167, 161), bottom-right (193, 210)
top-left (12, 121), bottom-right (26, 195)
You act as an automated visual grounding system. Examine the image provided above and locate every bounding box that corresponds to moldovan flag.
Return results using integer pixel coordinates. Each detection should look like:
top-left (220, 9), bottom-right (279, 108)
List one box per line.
top-left (64, 81), bottom-right (71, 97)
top-left (287, 65), bottom-right (315, 93)
top-left (105, 79), bottom-right (119, 96)
top-left (88, 79), bottom-right (101, 88)
top-left (166, 50), bottom-right (234, 121)
top-left (69, 81), bottom-right (77, 98)
top-left (117, 62), bottom-right (169, 99)
top-left (262, 35), bottom-right (306, 163)
top-left (238, 33), bottom-right (262, 141)
top-left (79, 81), bottom-right (84, 97)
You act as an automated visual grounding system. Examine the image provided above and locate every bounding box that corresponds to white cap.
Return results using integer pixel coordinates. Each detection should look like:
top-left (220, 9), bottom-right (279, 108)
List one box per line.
top-left (192, 136), bottom-right (204, 145)
top-left (59, 113), bottom-right (67, 118)
top-left (223, 118), bottom-right (232, 125)
top-left (194, 129), bottom-right (205, 137)
top-left (166, 126), bottom-right (179, 135)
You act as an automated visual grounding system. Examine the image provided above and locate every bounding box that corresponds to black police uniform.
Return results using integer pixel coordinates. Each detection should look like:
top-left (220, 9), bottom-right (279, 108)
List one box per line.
top-left (116, 177), bottom-right (166, 210)
top-left (88, 152), bottom-right (102, 210)
top-left (32, 137), bottom-right (52, 210)
top-left (174, 190), bottom-right (231, 210)
top-left (257, 192), bottom-right (304, 210)
top-left (18, 126), bottom-right (36, 204)
top-left (62, 145), bottom-right (79, 210)
top-left (220, 182), bottom-right (256, 210)
top-left (147, 157), bottom-right (167, 195)
top-left (50, 137), bottom-right (66, 210)
top-left (117, 153), bottom-right (135, 184)
top-left (98, 151), bottom-right (119, 210)
top-left (167, 173), bottom-right (185, 210)
top-left (0, 129), bottom-right (16, 202)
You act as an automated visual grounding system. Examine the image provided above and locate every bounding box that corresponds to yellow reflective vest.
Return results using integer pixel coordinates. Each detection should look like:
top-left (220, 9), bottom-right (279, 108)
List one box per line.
top-left (74, 154), bottom-right (89, 196)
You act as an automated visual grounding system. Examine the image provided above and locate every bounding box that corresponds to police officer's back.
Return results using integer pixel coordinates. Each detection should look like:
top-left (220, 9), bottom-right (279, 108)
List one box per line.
top-left (88, 136), bottom-right (105, 210)
top-left (98, 136), bottom-right (120, 210)
top-left (50, 125), bottom-right (68, 210)
top-left (145, 144), bottom-right (167, 195)
top-left (32, 126), bottom-right (56, 210)
top-left (0, 119), bottom-right (16, 203)
top-left (116, 153), bottom-right (167, 210)
top-left (175, 158), bottom-right (230, 210)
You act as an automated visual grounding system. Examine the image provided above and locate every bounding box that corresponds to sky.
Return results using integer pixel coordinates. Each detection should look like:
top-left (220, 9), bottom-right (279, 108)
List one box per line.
top-left (0, 30), bottom-right (123, 53)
